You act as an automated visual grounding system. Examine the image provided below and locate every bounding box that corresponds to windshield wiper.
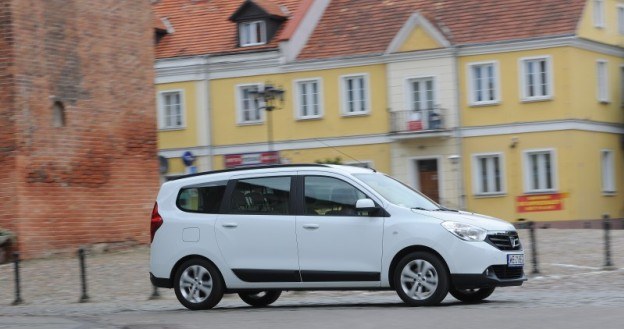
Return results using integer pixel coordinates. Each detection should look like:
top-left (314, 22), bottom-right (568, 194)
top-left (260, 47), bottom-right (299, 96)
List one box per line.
top-left (433, 207), bottom-right (459, 212)
top-left (411, 207), bottom-right (430, 211)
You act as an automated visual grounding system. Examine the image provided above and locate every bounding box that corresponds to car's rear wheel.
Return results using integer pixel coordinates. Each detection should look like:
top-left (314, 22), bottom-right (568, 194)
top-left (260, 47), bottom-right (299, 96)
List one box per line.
top-left (393, 251), bottom-right (449, 306)
top-left (174, 258), bottom-right (224, 310)
top-left (238, 290), bottom-right (282, 307)
top-left (449, 286), bottom-right (495, 303)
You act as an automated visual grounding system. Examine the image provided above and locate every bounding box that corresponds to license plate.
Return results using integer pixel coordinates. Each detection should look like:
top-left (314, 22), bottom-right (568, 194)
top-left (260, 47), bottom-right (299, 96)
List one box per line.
top-left (507, 254), bottom-right (524, 267)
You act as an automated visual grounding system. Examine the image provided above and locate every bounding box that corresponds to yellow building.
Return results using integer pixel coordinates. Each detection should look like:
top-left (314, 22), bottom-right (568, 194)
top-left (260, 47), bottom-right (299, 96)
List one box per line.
top-left (458, 0), bottom-right (624, 226)
top-left (153, 0), bottom-right (393, 177)
top-left (152, 0), bottom-right (623, 226)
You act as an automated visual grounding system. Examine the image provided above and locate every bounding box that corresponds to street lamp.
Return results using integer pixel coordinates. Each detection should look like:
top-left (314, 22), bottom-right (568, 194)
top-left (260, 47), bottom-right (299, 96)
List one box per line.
top-left (249, 82), bottom-right (285, 152)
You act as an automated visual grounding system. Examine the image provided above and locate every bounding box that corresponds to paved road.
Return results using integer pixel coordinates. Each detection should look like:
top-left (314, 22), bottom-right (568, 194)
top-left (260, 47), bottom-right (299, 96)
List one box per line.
top-left (0, 229), bottom-right (623, 328)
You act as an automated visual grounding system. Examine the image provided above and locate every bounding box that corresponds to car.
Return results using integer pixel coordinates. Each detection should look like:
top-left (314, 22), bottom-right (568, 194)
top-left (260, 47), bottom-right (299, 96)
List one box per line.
top-left (150, 164), bottom-right (526, 310)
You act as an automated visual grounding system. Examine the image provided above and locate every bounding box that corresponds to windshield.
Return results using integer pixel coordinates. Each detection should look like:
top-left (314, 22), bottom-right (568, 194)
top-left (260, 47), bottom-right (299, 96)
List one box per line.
top-left (354, 173), bottom-right (440, 210)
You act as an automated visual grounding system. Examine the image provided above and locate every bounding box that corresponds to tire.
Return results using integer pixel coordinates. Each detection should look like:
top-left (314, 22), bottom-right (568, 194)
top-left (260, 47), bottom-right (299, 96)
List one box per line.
top-left (449, 286), bottom-right (495, 303)
top-left (238, 290), bottom-right (282, 307)
top-left (174, 258), bottom-right (224, 310)
top-left (393, 251), bottom-right (449, 306)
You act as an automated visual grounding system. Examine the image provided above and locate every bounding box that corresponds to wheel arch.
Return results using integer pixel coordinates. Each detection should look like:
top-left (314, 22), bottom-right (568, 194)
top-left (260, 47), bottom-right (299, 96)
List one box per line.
top-left (387, 245), bottom-right (451, 289)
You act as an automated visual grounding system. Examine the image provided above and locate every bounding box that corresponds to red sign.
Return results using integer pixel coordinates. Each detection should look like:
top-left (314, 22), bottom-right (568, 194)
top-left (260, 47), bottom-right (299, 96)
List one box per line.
top-left (407, 120), bottom-right (423, 131)
top-left (516, 193), bottom-right (565, 213)
top-left (224, 151), bottom-right (280, 168)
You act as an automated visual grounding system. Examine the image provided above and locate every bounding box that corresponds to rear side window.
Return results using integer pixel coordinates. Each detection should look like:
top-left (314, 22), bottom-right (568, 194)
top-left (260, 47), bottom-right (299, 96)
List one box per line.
top-left (177, 181), bottom-right (227, 213)
top-left (228, 176), bottom-right (291, 215)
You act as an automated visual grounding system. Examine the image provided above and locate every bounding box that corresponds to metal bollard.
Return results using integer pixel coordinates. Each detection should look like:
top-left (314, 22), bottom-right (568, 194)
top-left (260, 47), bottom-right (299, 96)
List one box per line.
top-left (603, 214), bottom-right (615, 270)
top-left (149, 284), bottom-right (161, 300)
top-left (528, 221), bottom-right (540, 274)
top-left (78, 248), bottom-right (90, 303)
top-left (12, 252), bottom-right (23, 305)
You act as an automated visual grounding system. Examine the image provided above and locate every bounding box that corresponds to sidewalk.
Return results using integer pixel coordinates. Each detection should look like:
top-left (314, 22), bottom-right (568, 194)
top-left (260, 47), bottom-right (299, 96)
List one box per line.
top-left (0, 229), bottom-right (622, 313)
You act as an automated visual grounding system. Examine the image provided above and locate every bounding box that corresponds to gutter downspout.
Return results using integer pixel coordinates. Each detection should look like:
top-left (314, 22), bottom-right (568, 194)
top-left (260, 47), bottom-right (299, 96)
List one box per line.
top-left (452, 45), bottom-right (466, 210)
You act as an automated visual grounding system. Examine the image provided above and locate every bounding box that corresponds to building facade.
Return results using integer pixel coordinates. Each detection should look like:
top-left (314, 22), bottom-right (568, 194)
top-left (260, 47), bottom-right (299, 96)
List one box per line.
top-left (152, 0), bottom-right (624, 226)
top-left (457, 0), bottom-right (624, 226)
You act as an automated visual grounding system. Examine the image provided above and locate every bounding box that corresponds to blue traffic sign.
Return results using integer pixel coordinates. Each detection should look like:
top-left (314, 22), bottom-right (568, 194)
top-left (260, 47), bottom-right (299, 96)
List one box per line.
top-left (182, 151), bottom-right (196, 166)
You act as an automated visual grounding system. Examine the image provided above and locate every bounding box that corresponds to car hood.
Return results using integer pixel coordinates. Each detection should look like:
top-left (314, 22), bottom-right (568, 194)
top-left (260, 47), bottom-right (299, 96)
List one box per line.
top-left (413, 209), bottom-right (515, 231)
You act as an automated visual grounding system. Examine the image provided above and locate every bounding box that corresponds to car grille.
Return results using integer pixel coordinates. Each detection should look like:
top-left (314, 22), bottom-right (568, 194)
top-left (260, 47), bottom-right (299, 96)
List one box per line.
top-left (486, 231), bottom-right (522, 251)
top-left (490, 265), bottom-right (524, 279)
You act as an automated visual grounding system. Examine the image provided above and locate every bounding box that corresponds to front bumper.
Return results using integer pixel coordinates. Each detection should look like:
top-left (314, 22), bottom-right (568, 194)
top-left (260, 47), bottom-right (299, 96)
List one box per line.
top-left (451, 266), bottom-right (527, 289)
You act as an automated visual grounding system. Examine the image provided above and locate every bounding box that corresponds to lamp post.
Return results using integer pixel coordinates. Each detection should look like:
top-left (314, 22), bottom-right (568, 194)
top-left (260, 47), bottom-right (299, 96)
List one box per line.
top-left (249, 83), bottom-right (285, 152)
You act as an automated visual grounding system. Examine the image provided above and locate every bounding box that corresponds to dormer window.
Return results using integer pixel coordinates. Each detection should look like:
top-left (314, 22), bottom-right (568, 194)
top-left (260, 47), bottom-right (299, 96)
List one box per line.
top-left (240, 20), bottom-right (267, 46)
top-left (230, 0), bottom-right (288, 48)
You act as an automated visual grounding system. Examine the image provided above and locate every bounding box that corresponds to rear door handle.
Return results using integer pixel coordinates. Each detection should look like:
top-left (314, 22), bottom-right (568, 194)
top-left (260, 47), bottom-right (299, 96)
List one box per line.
top-left (302, 224), bottom-right (319, 230)
top-left (222, 223), bottom-right (238, 228)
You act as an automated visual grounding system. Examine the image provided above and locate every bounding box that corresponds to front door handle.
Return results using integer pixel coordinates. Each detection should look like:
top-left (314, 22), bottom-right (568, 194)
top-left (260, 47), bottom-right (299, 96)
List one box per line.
top-left (222, 223), bottom-right (238, 228)
top-left (302, 224), bottom-right (320, 230)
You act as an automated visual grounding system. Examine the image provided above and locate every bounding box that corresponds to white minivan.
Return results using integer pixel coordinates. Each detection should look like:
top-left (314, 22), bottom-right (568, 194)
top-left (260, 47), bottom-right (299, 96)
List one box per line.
top-left (150, 164), bottom-right (525, 310)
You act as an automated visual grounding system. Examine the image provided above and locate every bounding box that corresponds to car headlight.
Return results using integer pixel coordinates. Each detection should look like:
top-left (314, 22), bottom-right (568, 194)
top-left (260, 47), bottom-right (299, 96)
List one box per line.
top-left (441, 221), bottom-right (487, 241)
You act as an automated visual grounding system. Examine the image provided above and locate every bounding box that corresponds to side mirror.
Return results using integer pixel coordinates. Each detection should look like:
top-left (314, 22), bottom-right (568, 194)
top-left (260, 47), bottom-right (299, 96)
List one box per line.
top-left (355, 198), bottom-right (377, 210)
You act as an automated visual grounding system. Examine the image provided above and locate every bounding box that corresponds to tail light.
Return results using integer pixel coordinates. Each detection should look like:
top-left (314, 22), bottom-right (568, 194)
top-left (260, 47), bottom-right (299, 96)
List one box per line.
top-left (150, 202), bottom-right (163, 243)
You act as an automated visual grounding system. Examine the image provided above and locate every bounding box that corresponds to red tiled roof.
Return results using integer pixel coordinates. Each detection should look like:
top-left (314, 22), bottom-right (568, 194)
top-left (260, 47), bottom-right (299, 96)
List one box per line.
top-left (252, 0), bottom-right (290, 18)
top-left (152, 0), bottom-right (302, 59)
top-left (297, 0), bottom-right (586, 60)
top-left (154, 16), bottom-right (168, 32)
top-left (276, 0), bottom-right (314, 41)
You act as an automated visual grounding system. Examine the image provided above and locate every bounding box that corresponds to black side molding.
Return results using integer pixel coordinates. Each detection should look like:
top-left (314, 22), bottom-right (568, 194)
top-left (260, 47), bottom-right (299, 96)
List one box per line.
top-left (301, 270), bottom-right (380, 282)
top-left (232, 269), bottom-right (381, 283)
top-left (232, 269), bottom-right (301, 282)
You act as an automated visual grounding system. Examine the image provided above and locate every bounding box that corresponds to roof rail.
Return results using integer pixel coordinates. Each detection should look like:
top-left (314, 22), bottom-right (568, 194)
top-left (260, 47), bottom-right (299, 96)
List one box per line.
top-left (166, 163), bottom-right (330, 181)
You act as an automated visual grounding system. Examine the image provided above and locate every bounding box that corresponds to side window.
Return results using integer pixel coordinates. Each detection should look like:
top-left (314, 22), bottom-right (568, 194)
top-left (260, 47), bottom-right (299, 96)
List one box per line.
top-left (228, 177), bottom-right (291, 215)
top-left (304, 176), bottom-right (369, 216)
top-left (177, 181), bottom-right (227, 213)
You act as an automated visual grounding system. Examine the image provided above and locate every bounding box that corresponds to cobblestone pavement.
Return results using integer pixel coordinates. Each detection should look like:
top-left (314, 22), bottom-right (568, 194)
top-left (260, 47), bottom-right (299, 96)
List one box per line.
top-left (0, 229), bottom-right (622, 318)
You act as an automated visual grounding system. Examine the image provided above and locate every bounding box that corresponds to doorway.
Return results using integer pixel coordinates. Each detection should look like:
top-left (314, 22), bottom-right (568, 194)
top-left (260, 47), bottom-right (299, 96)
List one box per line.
top-left (415, 159), bottom-right (440, 203)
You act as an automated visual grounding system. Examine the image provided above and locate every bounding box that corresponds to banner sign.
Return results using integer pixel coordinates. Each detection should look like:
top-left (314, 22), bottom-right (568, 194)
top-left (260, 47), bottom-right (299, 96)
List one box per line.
top-left (516, 193), bottom-right (565, 213)
top-left (224, 151), bottom-right (280, 168)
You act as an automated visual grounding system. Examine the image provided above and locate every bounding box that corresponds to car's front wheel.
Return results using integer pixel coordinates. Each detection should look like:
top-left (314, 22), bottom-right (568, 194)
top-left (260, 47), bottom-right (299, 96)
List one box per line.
top-left (174, 258), bottom-right (224, 310)
top-left (393, 251), bottom-right (449, 306)
top-left (238, 290), bottom-right (282, 307)
top-left (449, 286), bottom-right (495, 303)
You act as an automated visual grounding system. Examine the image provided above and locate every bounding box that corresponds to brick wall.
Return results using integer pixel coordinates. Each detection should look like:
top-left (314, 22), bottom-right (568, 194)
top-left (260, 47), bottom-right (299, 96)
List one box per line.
top-left (0, 0), bottom-right (16, 238)
top-left (2, 0), bottom-right (160, 258)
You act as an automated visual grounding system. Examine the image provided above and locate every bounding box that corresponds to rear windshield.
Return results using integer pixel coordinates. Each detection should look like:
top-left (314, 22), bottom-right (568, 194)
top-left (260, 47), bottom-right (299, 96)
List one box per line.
top-left (177, 181), bottom-right (227, 213)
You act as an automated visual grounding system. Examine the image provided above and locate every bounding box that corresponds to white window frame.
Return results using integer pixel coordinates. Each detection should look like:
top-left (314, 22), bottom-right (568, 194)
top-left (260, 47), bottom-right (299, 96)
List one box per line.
top-left (293, 78), bottom-right (323, 120)
top-left (523, 149), bottom-right (558, 193)
top-left (236, 83), bottom-right (264, 125)
top-left (597, 60), bottom-right (609, 103)
top-left (157, 89), bottom-right (185, 130)
top-left (594, 0), bottom-right (605, 28)
top-left (602, 149), bottom-right (616, 194)
top-left (406, 76), bottom-right (436, 111)
top-left (618, 5), bottom-right (624, 35)
top-left (467, 61), bottom-right (500, 106)
top-left (239, 20), bottom-right (267, 47)
top-left (340, 74), bottom-right (371, 116)
top-left (472, 153), bottom-right (506, 196)
top-left (519, 56), bottom-right (553, 102)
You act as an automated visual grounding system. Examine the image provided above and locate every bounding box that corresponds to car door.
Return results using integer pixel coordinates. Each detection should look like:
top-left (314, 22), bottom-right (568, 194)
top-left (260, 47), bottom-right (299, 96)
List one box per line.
top-left (215, 173), bottom-right (300, 283)
top-left (296, 173), bottom-right (384, 285)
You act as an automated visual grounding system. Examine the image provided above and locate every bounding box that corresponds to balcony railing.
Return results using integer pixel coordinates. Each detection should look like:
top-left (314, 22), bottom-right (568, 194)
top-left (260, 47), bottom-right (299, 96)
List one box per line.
top-left (389, 108), bottom-right (447, 135)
